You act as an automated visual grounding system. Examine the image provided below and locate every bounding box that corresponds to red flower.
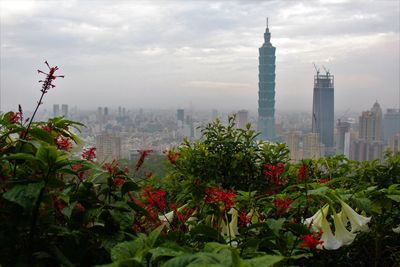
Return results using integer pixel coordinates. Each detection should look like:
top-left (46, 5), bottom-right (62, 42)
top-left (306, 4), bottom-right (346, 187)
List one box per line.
top-left (319, 178), bottom-right (329, 184)
top-left (273, 197), bottom-right (294, 215)
top-left (175, 207), bottom-right (194, 222)
top-left (103, 160), bottom-right (118, 174)
top-left (55, 135), bottom-right (72, 151)
top-left (239, 211), bottom-right (251, 228)
top-left (37, 61), bottom-right (64, 93)
top-left (82, 147), bottom-right (96, 162)
top-left (135, 149), bottom-right (152, 171)
top-left (74, 202), bottom-right (85, 213)
top-left (165, 150), bottom-right (180, 164)
top-left (142, 186), bottom-right (167, 211)
top-left (297, 164), bottom-right (308, 182)
top-left (71, 163), bottom-right (85, 180)
top-left (264, 163), bottom-right (288, 186)
top-left (113, 177), bottom-right (125, 187)
top-left (300, 230), bottom-right (323, 250)
top-left (8, 112), bottom-right (21, 124)
top-left (40, 125), bottom-right (53, 133)
top-left (204, 187), bottom-right (236, 210)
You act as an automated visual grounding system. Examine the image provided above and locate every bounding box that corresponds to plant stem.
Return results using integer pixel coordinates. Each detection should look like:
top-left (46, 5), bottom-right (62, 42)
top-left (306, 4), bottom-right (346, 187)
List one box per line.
top-left (23, 90), bottom-right (46, 139)
top-left (28, 170), bottom-right (50, 262)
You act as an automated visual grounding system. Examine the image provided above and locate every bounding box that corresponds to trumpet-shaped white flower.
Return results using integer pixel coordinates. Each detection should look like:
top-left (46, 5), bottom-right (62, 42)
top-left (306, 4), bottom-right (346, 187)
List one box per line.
top-left (228, 208), bottom-right (240, 238)
top-left (318, 209), bottom-right (342, 250)
top-left (332, 210), bottom-right (356, 245)
top-left (340, 200), bottom-right (371, 233)
top-left (159, 210), bottom-right (174, 228)
top-left (393, 225), bottom-right (400, 234)
top-left (304, 204), bottom-right (329, 229)
top-left (220, 208), bottom-right (240, 238)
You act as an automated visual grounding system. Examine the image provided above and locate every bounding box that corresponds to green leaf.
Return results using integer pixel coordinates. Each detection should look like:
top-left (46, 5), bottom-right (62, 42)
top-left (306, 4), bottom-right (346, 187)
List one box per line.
top-left (3, 153), bottom-right (39, 161)
top-left (147, 224), bottom-right (165, 248)
top-left (387, 195), bottom-right (400, 202)
top-left (36, 144), bottom-right (58, 166)
top-left (353, 197), bottom-right (372, 213)
top-left (244, 254), bottom-right (285, 266)
top-left (149, 244), bottom-right (188, 265)
top-left (29, 127), bottom-right (55, 144)
top-left (266, 218), bottom-right (286, 237)
top-left (121, 181), bottom-right (139, 195)
top-left (110, 239), bottom-right (145, 262)
top-left (3, 181), bottom-right (45, 210)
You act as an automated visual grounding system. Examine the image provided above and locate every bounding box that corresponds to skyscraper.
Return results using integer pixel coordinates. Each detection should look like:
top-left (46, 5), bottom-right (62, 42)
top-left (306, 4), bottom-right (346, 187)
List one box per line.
top-left (257, 18), bottom-right (276, 141)
top-left (312, 68), bottom-right (334, 154)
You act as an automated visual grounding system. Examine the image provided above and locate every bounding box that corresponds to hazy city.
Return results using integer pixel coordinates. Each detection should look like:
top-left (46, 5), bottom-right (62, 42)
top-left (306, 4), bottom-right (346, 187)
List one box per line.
top-left (2, 0), bottom-right (398, 163)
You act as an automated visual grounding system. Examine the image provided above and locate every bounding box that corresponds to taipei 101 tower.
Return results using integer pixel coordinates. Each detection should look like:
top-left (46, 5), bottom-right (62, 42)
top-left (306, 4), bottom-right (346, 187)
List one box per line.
top-left (257, 18), bottom-right (276, 141)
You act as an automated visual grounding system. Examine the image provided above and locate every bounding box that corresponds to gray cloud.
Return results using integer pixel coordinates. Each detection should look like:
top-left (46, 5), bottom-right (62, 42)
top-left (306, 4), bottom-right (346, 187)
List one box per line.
top-left (0, 0), bottom-right (399, 113)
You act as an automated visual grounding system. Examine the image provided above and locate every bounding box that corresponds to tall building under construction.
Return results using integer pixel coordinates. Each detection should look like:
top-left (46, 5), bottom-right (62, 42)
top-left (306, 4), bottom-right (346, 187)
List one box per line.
top-left (257, 19), bottom-right (276, 141)
top-left (312, 68), bottom-right (334, 154)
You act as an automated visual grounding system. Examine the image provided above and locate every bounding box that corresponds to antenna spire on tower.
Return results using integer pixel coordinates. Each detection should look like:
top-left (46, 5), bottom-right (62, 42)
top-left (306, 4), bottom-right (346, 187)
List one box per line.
top-left (266, 17), bottom-right (269, 28)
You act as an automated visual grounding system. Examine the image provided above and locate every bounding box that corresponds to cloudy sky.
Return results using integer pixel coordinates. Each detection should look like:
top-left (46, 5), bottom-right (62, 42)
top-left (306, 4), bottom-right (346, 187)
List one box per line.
top-left (0, 0), bottom-right (399, 113)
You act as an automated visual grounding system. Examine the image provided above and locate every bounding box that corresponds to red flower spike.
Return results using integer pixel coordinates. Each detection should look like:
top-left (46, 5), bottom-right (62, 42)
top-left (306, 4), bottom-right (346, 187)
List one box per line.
top-left (135, 149), bottom-right (153, 170)
top-left (142, 186), bottom-right (167, 212)
top-left (263, 163), bottom-right (288, 186)
top-left (165, 150), bottom-right (180, 164)
top-left (38, 61), bottom-right (64, 93)
top-left (273, 197), bottom-right (294, 215)
top-left (297, 164), bottom-right (308, 182)
top-left (55, 135), bottom-right (72, 151)
top-left (300, 230), bottom-right (324, 250)
top-left (239, 211), bottom-right (251, 228)
top-left (204, 187), bottom-right (236, 211)
top-left (82, 147), bottom-right (96, 162)
top-left (113, 177), bottom-right (126, 187)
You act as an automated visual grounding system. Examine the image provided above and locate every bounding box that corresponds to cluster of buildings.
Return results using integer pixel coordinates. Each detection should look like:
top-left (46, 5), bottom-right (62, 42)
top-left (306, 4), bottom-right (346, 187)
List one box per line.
top-left (40, 20), bottom-right (398, 164)
top-left (258, 19), bottom-right (400, 162)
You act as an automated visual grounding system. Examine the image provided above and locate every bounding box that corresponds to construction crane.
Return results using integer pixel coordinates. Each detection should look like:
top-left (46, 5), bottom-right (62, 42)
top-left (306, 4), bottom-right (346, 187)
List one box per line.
top-left (313, 62), bottom-right (320, 76)
top-left (322, 65), bottom-right (330, 76)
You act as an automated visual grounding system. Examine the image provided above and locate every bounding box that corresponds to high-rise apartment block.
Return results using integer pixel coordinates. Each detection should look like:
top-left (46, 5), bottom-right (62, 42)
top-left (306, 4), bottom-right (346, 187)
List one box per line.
top-left (336, 120), bottom-right (351, 156)
top-left (61, 104), bottom-right (68, 117)
top-left (350, 102), bottom-right (384, 162)
top-left (53, 104), bottom-right (60, 117)
top-left (303, 132), bottom-right (325, 159)
top-left (237, 110), bottom-right (249, 129)
top-left (312, 69), bottom-right (334, 155)
top-left (383, 108), bottom-right (400, 144)
top-left (284, 131), bottom-right (303, 162)
top-left (95, 133), bottom-right (122, 162)
top-left (257, 19), bottom-right (276, 141)
top-left (177, 109), bottom-right (185, 122)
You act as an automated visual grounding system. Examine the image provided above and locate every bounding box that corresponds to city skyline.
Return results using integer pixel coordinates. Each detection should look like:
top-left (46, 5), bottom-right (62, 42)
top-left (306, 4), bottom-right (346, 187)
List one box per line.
top-left (0, 0), bottom-right (399, 112)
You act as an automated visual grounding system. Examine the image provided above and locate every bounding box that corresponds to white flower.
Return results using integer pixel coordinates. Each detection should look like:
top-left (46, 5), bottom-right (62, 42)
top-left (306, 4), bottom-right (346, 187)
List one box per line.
top-left (304, 204), bottom-right (329, 229)
top-left (159, 210), bottom-right (174, 228)
top-left (340, 200), bottom-right (371, 233)
top-left (318, 208), bottom-right (342, 250)
top-left (228, 208), bottom-right (240, 238)
top-left (220, 208), bottom-right (240, 239)
top-left (392, 225), bottom-right (400, 234)
top-left (332, 210), bottom-right (356, 245)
